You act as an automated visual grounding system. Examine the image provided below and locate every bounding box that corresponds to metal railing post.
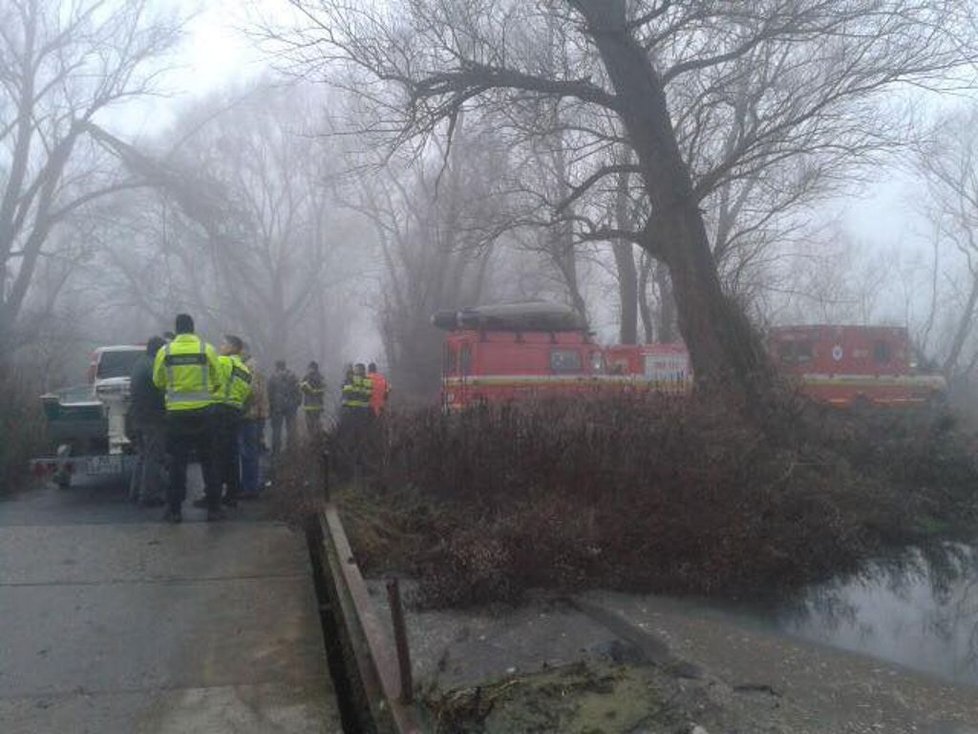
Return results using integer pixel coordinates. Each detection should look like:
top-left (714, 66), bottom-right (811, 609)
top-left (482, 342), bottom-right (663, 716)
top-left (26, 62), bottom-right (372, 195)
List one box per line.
top-left (321, 449), bottom-right (330, 502)
top-left (385, 577), bottom-right (413, 704)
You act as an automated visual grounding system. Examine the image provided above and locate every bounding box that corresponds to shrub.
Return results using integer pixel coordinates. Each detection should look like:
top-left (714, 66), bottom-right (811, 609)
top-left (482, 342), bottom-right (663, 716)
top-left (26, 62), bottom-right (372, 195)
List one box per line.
top-left (0, 368), bottom-right (47, 494)
top-left (288, 394), bottom-right (978, 607)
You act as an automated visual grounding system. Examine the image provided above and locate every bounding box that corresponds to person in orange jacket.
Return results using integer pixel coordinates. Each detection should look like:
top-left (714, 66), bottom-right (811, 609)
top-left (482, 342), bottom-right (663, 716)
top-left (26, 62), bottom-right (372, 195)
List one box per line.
top-left (367, 362), bottom-right (390, 416)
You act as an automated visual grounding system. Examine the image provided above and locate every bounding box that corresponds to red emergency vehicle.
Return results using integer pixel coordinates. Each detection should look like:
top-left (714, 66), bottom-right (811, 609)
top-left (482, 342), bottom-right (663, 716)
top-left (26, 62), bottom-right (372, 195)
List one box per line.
top-left (605, 343), bottom-right (692, 393)
top-left (436, 303), bottom-right (945, 409)
top-left (435, 302), bottom-right (601, 407)
top-left (767, 325), bottom-right (946, 407)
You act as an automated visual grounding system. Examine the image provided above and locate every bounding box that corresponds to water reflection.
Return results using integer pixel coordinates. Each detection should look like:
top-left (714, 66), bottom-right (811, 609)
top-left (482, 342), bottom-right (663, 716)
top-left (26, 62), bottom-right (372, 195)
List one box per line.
top-left (779, 545), bottom-right (978, 685)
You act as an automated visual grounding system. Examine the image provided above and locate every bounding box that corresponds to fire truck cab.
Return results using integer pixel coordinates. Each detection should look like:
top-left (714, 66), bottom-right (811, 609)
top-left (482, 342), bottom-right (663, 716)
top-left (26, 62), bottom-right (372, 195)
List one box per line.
top-left (435, 302), bottom-right (604, 408)
top-left (767, 325), bottom-right (946, 407)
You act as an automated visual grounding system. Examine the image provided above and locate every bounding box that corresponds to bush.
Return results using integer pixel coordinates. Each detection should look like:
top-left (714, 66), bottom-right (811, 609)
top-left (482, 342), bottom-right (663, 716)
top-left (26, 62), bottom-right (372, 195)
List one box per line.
top-left (284, 393), bottom-right (978, 607)
top-left (0, 368), bottom-right (47, 494)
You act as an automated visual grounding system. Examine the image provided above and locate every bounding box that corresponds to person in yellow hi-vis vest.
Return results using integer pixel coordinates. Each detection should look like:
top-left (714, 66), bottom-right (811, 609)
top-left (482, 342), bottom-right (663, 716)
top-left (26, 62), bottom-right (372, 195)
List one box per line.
top-left (300, 361), bottom-right (326, 437)
top-left (153, 314), bottom-right (224, 523)
top-left (194, 335), bottom-right (252, 509)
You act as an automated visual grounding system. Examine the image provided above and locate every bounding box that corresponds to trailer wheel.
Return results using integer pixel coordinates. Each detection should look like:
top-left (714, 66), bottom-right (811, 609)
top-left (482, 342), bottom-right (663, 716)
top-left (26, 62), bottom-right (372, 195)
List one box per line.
top-left (55, 474), bottom-right (71, 490)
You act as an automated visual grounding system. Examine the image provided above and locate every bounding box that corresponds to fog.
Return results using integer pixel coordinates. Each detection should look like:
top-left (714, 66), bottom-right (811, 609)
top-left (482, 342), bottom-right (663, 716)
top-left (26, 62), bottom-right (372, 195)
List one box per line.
top-left (3, 0), bottom-right (978, 399)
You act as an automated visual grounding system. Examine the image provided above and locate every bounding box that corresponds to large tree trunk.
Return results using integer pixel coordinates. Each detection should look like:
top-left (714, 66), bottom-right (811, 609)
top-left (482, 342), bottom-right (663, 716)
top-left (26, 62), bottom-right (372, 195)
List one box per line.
top-left (612, 242), bottom-right (638, 344)
top-left (654, 263), bottom-right (676, 343)
top-left (638, 254), bottom-right (655, 342)
top-left (573, 0), bottom-right (772, 395)
top-left (613, 168), bottom-right (638, 344)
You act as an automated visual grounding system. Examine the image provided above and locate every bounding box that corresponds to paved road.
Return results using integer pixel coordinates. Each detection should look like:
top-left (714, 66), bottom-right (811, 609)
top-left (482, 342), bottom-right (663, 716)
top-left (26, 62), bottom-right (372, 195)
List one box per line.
top-left (0, 477), bottom-right (342, 733)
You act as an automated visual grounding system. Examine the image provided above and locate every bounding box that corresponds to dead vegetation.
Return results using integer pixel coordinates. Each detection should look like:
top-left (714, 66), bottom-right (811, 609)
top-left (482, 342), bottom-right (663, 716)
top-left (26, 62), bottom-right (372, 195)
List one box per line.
top-left (0, 370), bottom-right (47, 494)
top-left (279, 394), bottom-right (978, 608)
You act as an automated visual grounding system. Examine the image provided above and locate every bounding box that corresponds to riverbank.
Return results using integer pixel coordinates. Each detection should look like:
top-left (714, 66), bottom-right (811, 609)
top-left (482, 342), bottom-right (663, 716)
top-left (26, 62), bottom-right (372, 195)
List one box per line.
top-left (366, 584), bottom-right (978, 733)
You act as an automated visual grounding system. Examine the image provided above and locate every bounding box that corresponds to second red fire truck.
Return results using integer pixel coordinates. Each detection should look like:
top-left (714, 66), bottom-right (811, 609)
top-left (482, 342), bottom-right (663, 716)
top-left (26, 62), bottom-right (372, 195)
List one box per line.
top-left (435, 302), bottom-right (945, 409)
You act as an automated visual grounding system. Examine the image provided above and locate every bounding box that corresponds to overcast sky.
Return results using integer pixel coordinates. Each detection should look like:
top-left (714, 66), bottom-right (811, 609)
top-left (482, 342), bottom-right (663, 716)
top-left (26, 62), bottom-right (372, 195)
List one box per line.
top-left (109, 0), bottom-right (966, 342)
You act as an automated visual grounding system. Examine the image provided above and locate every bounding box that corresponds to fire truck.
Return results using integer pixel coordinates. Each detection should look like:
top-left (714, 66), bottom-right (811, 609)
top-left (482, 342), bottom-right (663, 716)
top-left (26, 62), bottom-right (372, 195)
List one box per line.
top-left (435, 302), bottom-right (608, 408)
top-left (767, 324), bottom-right (946, 407)
top-left (435, 302), bottom-right (945, 410)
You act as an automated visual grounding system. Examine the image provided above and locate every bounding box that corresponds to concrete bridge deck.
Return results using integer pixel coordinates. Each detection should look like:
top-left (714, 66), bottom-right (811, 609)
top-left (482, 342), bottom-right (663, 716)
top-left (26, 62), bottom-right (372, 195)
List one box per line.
top-left (0, 481), bottom-right (341, 733)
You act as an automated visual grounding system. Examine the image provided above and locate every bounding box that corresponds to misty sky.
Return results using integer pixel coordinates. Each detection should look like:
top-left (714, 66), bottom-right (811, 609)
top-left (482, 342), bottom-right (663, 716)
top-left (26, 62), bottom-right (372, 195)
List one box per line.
top-left (101, 0), bottom-right (961, 345)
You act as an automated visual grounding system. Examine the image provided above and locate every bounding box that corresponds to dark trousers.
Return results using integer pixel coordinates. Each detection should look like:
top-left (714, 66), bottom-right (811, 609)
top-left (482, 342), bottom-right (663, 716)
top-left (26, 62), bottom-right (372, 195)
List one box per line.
top-left (270, 410), bottom-right (296, 455)
top-left (336, 407), bottom-right (374, 479)
top-left (304, 409), bottom-right (323, 438)
top-left (166, 409), bottom-right (218, 511)
top-left (239, 419), bottom-right (263, 494)
top-left (214, 405), bottom-right (242, 501)
top-left (129, 418), bottom-right (166, 505)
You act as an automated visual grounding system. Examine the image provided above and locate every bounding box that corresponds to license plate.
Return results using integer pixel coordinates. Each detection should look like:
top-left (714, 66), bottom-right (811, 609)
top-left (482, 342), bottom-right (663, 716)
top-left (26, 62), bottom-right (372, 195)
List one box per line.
top-left (87, 455), bottom-right (123, 475)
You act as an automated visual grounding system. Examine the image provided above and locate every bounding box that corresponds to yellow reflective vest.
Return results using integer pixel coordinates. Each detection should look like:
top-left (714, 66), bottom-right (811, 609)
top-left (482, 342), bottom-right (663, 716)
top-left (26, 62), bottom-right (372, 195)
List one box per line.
top-left (152, 334), bottom-right (222, 412)
top-left (341, 375), bottom-right (373, 409)
top-left (218, 354), bottom-right (253, 410)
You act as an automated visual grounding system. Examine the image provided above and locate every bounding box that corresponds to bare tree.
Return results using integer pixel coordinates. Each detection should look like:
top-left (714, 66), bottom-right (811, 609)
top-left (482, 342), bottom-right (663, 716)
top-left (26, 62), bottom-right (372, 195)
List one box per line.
top-left (269, 0), bottom-right (975, 403)
top-left (914, 107), bottom-right (978, 380)
top-left (0, 0), bottom-right (180, 351)
top-left (88, 83), bottom-right (363, 364)
top-left (344, 120), bottom-right (508, 396)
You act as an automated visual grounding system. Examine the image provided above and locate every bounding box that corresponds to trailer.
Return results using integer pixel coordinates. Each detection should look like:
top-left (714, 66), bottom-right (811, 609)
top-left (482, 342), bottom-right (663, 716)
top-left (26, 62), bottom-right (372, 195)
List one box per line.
top-left (32, 345), bottom-right (143, 487)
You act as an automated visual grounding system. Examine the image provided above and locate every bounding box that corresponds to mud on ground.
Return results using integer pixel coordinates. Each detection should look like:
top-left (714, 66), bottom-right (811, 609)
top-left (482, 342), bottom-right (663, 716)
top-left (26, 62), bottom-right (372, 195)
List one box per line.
top-left (365, 584), bottom-right (978, 734)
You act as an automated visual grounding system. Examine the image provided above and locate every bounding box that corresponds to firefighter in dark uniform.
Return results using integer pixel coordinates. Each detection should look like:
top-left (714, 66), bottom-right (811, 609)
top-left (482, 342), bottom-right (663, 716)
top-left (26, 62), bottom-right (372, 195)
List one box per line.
top-left (300, 361), bottom-right (326, 438)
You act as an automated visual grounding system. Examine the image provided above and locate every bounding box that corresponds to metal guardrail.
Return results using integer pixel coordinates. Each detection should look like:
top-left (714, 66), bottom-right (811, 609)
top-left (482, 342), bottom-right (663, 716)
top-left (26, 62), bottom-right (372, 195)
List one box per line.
top-left (314, 451), bottom-right (422, 733)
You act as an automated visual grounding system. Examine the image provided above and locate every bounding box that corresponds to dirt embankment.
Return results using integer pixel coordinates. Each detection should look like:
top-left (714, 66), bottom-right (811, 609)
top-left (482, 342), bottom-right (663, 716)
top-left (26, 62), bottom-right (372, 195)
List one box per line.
top-left (366, 586), bottom-right (978, 734)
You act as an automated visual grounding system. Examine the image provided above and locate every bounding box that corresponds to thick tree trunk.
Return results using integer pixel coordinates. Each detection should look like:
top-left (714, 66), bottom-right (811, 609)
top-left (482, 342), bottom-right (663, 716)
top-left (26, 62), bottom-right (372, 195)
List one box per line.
top-left (612, 242), bottom-right (638, 344)
top-left (572, 0), bottom-right (772, 394)
top-left (654, 263), bottom-right (676, 343)
top-left (638, 254), bottom-right (655, 342)
top-left (613, 168), bottom-right (638, 344)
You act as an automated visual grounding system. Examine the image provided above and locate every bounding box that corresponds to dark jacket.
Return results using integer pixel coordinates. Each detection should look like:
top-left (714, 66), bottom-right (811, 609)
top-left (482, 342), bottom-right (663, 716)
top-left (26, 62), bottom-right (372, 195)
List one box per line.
top-left (268, 369), bottom-right (301, 415)
top-left (300, 370), bottom-right (326, 410)
top-left (129, 354), bottom-right (165, 423)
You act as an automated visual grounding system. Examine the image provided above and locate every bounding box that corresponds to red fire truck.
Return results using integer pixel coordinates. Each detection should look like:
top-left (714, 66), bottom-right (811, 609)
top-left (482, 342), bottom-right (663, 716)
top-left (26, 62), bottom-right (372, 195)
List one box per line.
top-left (435, 303), bottom-right (945, 409)
top-left (767, 324), bottom-right (946, 407)
top-left (435, 303), bottom-right (608, 408)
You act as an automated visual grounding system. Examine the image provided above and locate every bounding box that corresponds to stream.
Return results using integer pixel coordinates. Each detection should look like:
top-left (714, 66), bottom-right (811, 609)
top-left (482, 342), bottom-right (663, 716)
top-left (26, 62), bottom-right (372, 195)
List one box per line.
top-left (777, 545), bottom-right (978, 685)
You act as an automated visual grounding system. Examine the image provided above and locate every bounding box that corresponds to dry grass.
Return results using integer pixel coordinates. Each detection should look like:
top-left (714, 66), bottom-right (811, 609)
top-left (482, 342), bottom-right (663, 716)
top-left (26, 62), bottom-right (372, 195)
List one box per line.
top-left (276, 393), bottom-right (978, 607)
top-left (0, 369), bottom-right (47, 493)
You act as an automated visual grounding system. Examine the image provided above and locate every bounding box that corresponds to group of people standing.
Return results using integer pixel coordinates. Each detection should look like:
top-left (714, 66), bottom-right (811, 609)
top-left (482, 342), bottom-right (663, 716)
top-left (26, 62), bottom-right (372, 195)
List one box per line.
top-left (128, 314), bottom-right (260, 522)
top-left (265, 360), bottom-right (328, 454)
top-left (127, 313), bottom-right (391, 520)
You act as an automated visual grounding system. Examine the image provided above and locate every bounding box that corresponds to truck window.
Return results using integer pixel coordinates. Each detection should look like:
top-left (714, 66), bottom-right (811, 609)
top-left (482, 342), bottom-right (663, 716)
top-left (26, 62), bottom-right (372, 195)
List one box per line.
top-left (443, 343), bottom-right (458, 376)
top-left (550, 349), bottom-right (583, 373)
top-left (96, 350), bottom-right (142, 379)
top-left (873, 340), bottom-right (892, 364)
top-left (779, 341), bottom-right (813, 365)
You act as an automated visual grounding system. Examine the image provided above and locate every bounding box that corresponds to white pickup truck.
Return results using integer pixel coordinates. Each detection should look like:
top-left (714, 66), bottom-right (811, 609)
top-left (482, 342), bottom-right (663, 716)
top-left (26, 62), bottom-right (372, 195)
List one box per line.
top-left (33, 345), bottom-right (144, 488)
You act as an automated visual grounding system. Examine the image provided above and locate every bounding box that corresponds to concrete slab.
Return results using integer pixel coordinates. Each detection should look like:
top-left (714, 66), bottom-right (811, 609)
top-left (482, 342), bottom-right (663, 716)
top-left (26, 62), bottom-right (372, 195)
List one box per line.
top-left (1, 682), bottom-right (335, 734)
top-left (0, 502), bottom-right (341, 733)
top-left (0, 523), bottom-right (310, 584)
top-left (0, 576), bottom-right (326, 695)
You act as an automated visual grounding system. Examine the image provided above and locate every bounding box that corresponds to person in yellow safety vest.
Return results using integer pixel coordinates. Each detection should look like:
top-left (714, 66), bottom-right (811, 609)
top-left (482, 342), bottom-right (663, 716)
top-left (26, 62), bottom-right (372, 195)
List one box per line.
top-left (300, 361), bottom-right (326, 438)
top-left (153, 313), bottom-right (224, 523)
top-left (194, 334), bottom-right (252, 510)
top-left (337, 363), bottom-right (374, 479)
top-left (341, 362), bottom-right (374, 413)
